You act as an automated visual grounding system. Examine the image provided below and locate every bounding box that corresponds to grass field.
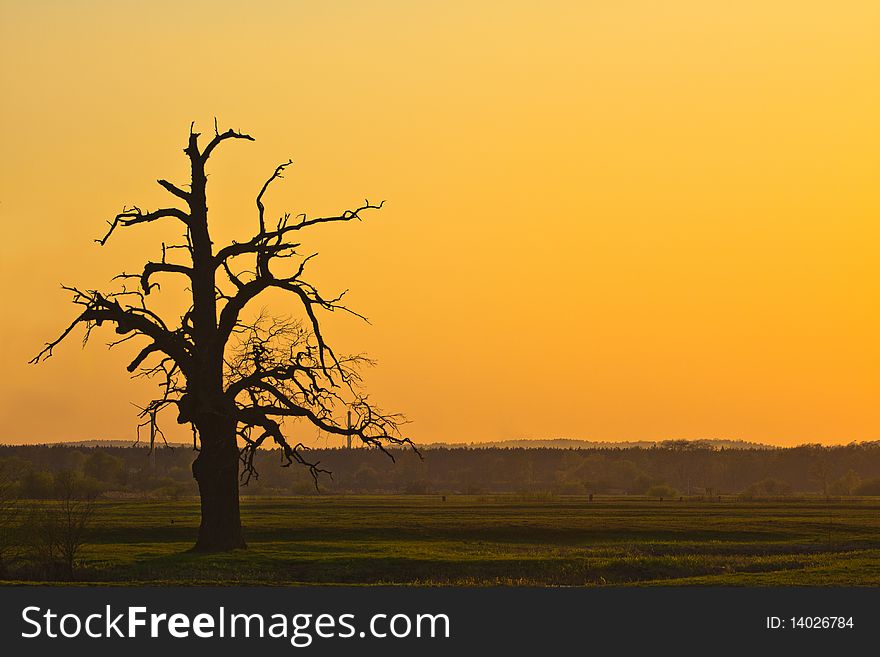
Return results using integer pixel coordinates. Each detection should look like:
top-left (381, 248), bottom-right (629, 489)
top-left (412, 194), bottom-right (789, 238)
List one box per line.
top-left (13, 496), bottom-right (880, 585)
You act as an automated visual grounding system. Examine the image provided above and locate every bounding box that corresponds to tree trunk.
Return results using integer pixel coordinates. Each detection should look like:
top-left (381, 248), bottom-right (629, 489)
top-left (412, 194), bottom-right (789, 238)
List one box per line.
top-left (191, 419), bottom-right (245, 552)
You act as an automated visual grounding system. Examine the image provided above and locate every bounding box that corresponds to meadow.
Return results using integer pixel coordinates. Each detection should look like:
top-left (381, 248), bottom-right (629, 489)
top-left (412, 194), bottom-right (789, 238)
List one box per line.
top-left (14, 495), bottom-right (880, 586)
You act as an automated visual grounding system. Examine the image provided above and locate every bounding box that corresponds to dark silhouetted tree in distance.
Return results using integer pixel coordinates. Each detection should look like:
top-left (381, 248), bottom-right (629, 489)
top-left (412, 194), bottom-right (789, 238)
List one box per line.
top-left (32, 123), bottom-right (414, 551)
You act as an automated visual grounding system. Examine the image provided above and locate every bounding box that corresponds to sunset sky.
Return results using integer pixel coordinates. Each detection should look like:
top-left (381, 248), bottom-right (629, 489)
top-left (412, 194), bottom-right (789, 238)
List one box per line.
top-left (0, 1), bottom-right (877, 447)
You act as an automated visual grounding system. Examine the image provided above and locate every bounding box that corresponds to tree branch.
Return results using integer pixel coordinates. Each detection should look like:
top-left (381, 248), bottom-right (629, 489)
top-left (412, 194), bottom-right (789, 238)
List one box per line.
top-left (256, 160), bottom-right (293, 234)
top-left (30, 288), bottom-right (193, 374)
top-left (201, 127), bottom-right (255, 162)
top-left (157, 179), bottom-right (190, 202)
top-left (97, 206), bottom-right (190, 246)
top-left (140, 261), bottom-right (193, 295)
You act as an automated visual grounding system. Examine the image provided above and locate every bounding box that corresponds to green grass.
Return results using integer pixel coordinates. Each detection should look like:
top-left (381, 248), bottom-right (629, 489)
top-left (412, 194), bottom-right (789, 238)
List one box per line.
top-left (14, 495), bottom-right (880, 585)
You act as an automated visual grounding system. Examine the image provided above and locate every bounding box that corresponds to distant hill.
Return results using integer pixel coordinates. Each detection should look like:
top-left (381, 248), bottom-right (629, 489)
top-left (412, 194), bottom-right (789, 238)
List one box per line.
top-left (9, 438), bottom-right (781, 451)
top-left (422, 438), bottom-right (778, 450)
top-left (53, 439), bottom-right (190, 449)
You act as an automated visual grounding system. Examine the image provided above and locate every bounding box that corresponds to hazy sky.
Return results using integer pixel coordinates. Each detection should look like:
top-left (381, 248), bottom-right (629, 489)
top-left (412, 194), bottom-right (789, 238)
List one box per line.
top-left (0, 1), bottom-right (877, 447)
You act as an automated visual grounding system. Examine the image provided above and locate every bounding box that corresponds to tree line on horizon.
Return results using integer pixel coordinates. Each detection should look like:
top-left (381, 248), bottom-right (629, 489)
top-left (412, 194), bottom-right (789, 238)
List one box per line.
top-left (2, 442), bottom-right (880, 500)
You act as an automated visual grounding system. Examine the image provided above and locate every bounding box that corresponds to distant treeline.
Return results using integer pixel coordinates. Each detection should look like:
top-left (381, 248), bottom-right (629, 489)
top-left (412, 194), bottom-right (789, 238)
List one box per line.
top-left (2, 441), bottom-right (880, 499)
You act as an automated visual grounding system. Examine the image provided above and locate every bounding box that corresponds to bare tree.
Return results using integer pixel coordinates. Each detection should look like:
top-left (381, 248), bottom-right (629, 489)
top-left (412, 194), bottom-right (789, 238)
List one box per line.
top-left (0, 464), bottom-right (20, 577)
top-left (24, 471), bottom-right (95, 580)
top-left (31, 123), bottom-right (415, 552)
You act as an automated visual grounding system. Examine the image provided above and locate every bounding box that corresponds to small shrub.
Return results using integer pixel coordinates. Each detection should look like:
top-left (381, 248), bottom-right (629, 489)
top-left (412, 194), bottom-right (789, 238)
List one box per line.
top-left (855, 478), bottom-right (880, 496)
top-left (829, 470), bottom-right (861, 496)
top-left (743, 478), bottom-right (791, 498)
top-left (646, 484), bottom-right (677, 498)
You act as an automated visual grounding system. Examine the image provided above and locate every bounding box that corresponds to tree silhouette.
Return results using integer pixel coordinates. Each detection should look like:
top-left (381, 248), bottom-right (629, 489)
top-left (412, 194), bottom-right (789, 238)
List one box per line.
top-left (31, 123), bottom-right (414, 551)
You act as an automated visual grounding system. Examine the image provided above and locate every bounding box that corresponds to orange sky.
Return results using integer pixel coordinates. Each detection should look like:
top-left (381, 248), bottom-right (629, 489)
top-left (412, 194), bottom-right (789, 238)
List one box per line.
top-left (0, 1), bottom-right (877, 447)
